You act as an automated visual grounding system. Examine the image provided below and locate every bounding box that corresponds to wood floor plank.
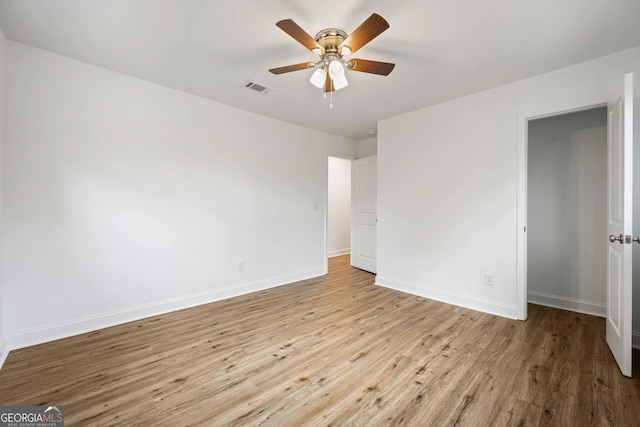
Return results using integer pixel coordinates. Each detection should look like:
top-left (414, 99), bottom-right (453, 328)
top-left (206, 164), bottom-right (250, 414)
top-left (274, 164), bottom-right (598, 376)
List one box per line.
top-left (1, 254), bottom-right (639, 426)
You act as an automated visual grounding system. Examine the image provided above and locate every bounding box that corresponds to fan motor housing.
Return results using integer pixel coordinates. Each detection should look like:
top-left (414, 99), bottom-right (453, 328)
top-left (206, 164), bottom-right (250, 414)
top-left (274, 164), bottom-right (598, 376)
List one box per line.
top-left (314, 28), bottom-right (347, 54)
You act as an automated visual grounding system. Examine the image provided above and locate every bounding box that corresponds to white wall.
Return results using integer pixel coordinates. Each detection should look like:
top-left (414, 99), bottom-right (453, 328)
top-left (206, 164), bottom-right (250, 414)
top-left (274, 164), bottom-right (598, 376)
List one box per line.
top-left (358, 137), bottom-right (377, 158)
top-left (2, 41), bottom-right (356, 349)
top-left (0, 25), bottom-right (7, 366)
top-left (327, 157), bottom-right (351, 257)
top-left (527, 108), bottom-right (607, 316)
top-left (377, 46), bottom-right (640, 325)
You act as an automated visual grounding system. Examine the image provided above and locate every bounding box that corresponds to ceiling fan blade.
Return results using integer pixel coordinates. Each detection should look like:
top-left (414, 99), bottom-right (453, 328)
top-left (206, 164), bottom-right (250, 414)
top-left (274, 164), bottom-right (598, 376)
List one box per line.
top-left (324, 72), bottom-right (335, 93)
top-left (348, 59), bottom-right (395, 76)
top-left (269, 62), bottom-right (316, 74)
top-left (276, 19), bottom-right (323, 53)
top-left (339, 13), bottom-right (389, 55)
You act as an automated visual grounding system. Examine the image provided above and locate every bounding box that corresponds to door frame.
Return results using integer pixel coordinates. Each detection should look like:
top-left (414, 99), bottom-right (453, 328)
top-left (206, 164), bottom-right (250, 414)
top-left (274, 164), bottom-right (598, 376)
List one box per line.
top-left (516, 97), bottom-right (608, 320)
top-left (325, 151), bottom-right (355, 274)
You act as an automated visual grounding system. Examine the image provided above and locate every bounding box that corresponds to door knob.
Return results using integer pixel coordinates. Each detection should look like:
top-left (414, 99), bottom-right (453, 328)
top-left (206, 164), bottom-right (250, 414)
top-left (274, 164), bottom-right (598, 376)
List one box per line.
top-left (609, 234), bottom-right (624, 243)
top-left (634, 237), bottom-right (640, 244)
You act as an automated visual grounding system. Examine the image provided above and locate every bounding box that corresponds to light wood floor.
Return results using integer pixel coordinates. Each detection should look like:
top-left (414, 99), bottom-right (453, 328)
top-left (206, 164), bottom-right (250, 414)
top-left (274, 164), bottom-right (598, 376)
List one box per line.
top-left (1, 255), bottom-right (639, 426)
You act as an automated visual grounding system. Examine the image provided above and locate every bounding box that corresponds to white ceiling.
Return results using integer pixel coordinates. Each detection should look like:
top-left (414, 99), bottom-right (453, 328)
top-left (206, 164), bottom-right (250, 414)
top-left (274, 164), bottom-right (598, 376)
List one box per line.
top-left (1, 0), bottom-right (640, 140)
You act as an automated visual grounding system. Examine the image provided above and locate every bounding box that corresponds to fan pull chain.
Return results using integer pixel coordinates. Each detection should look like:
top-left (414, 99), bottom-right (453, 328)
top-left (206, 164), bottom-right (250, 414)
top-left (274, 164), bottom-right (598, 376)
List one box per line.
top-left (330, 89), bottom-right (334, 109)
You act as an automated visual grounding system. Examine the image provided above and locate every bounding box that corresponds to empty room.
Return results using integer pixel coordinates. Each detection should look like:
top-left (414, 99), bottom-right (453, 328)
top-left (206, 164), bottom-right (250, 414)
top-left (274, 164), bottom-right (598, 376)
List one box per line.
top-left (0, 1), bottom-right (639, 425)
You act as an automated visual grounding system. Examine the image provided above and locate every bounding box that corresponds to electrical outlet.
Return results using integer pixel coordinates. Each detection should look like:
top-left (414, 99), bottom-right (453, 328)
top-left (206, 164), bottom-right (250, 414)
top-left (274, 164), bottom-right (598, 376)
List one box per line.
top-left (484, 272), bottom-right (494, 286)
top-left (238, 261), bottom-right (245, 273)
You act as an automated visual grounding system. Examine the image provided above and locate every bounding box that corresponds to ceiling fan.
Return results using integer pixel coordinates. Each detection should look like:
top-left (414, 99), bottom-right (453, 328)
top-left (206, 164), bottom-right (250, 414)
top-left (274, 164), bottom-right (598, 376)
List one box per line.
top-left (269, 13), bottom-right (395, 95)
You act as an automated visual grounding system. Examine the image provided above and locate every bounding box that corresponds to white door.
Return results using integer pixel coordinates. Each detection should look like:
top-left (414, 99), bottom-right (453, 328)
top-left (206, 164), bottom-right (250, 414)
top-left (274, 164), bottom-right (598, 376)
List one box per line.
top-left (606, 72), bottom-right (633, 377)
top-left (351, 155), bottom-right (377, 273)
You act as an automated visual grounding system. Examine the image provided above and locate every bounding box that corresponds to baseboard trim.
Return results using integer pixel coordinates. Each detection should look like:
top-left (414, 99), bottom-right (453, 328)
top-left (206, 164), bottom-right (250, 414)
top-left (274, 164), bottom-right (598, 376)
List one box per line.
top-left (328, 249), bottom-right (350, 258)
top-left (527, 291), bottom-right (606, 318)
top-left (633, 332), bottom-right (640, 350)
top-left (0, 336), bottom-right (8, 371)
top-left (6, 268), bottom-right (326, 351)
top-left (375, 276), bottom-right (519, 320)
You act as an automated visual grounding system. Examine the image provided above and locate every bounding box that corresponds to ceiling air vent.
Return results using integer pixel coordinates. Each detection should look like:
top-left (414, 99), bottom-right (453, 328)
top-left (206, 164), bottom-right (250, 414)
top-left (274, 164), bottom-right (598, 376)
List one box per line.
top-left (243, 80), bottom-right (271, 94)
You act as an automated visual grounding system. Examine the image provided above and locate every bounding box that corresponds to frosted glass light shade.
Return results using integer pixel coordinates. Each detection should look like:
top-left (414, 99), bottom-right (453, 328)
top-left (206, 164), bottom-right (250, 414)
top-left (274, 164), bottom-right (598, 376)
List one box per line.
top-left (310, 68), bottom-right (326, 88)
top-left (332, 74), bottom-right (348, 90)
top-left (328, 60), bottom-right (344, 79)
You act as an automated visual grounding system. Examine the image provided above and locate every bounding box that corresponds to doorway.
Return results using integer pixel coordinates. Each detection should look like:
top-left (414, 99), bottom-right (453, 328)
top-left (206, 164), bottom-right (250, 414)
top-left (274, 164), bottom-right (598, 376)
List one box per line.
top-left (527, 107), bottom-right (608, 316)
top-left (327, 156), bottom-right (352, 259)
top-left (517, 74), bottom-right (635, 376)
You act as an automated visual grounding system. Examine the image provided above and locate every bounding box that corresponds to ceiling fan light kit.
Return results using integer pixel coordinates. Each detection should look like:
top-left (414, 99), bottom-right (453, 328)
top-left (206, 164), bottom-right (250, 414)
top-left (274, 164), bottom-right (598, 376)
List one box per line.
top-left (269, 13), bottom-right (395, 107)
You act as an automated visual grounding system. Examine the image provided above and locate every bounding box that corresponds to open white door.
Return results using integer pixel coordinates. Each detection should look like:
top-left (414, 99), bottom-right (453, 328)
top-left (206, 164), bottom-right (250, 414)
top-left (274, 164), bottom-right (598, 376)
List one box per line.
top-left (606, 72), bottom-right (633, 377)
top-left (351, 155), bottom-right (377, 273)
